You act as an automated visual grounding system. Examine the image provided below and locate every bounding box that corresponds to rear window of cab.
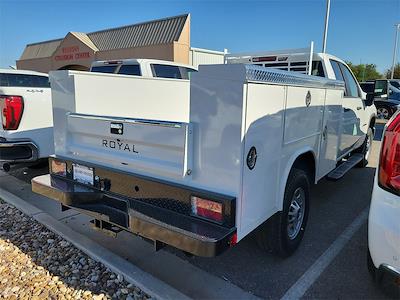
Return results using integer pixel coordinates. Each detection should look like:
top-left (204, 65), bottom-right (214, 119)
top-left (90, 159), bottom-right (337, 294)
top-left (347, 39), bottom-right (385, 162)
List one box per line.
top-left (0, 73), bottom-right (50, 88)
top-left (150, 64), bottom-right (196, 80)
top-left (90, 64), bottom-right (141, 76)
top-left (90, 65), bottom-right (118, 73)
top-left (118, 64), bottom-right (141, 76)
top-left (90, 63), bottom-right (197, 79)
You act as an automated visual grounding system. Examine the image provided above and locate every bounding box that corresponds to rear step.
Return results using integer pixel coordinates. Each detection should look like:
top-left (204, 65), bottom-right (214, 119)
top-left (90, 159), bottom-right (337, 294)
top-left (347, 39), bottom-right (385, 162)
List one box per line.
top-left (326, 154), bottom-right (364, 181)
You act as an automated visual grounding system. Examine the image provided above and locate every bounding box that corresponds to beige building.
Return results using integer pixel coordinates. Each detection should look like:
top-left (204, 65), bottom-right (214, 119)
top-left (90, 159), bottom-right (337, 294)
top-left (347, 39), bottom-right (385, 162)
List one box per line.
top-left (17, 14), bottom-right (213, 73)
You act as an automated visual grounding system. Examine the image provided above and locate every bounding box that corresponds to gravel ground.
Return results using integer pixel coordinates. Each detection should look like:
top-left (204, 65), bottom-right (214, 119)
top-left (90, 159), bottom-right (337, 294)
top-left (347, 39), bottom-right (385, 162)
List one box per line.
top-left (0, 199), bottom-right (151, 300)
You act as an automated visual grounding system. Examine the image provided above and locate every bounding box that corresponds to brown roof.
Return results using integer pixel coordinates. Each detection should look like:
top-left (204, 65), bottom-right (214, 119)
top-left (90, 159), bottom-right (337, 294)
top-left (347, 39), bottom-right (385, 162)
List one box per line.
top-left (20, 14), bottom-right (188, 60)
top-left (20, 38), bottom-right (62, 60)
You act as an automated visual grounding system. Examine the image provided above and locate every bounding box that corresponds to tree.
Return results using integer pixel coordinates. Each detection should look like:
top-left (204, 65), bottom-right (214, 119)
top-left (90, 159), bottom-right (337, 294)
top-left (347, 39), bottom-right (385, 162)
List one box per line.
top-left (346, 62), bottom-right (382, 82)
top-left (385, 63), bottom-right (400, 79)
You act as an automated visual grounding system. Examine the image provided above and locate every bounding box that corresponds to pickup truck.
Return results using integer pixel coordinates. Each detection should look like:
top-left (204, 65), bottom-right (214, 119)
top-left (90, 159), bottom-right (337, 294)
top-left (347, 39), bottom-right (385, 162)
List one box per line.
top-left (360, 79), bottom-right (400, 119)
top-left (0, 69), bottom-right (53, 171)
top-left (32, 50), bottom-right (376, 257)
top-left (90, 58), bottom-right (197, 79)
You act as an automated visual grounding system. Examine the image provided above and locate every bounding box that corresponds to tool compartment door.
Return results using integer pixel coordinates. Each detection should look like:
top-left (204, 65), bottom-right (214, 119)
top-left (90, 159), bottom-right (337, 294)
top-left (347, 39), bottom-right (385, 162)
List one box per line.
top-left (283, 86), bottom-right (326, 145)
top-left (240, 83), bottom-right (286, 237)
top-left (66, 114), bottom-right (192, 179)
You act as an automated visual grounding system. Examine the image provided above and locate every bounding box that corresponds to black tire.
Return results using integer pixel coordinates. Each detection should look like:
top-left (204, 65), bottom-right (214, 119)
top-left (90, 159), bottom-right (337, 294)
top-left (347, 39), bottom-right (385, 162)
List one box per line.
top-left (256, 168), bottom-right (310, 257)
top-left (356, 128), bottom-right (373, 168)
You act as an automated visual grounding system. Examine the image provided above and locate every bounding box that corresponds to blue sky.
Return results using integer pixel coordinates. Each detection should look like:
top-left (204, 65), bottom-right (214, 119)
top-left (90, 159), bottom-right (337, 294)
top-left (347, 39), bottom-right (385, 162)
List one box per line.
top-left (0, 0), bottom-right (399, 72)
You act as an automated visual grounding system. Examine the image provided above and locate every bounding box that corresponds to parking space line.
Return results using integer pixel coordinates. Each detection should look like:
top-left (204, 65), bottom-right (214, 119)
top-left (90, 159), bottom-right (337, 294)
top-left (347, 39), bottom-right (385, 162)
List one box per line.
top-left (281, 207), bottom-right (369, 300)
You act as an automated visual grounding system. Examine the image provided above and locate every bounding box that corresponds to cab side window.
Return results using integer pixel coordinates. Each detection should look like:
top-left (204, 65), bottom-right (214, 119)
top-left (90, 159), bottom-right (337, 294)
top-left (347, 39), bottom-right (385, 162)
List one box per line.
top-left (339, 63), bottom-right (360, 98)
top-left (330, 60), bottom-right (360, 98)
top-left (330, 60), bottom-right (344, 82)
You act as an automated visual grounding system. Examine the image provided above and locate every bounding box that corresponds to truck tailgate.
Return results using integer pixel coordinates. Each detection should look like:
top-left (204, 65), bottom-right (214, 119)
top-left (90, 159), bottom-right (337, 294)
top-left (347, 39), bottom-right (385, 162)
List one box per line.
top-left (65, 113), bottom-right (192, 179)
top-left (50, 70), bottom-right (193, 180)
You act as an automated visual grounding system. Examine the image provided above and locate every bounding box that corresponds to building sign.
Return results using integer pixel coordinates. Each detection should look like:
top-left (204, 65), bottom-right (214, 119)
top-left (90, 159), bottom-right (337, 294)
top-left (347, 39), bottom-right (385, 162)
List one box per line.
top-left (54, 46), bottom-right (91, 61)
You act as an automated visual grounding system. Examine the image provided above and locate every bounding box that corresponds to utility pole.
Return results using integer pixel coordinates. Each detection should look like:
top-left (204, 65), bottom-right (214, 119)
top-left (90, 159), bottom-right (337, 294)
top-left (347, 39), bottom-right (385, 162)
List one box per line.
top-left (361, 59), bottom-right (366, 82)
top-left (391, 23), bottom-right (400, 79)
top-left (322, 0), bottom-right (331, 53)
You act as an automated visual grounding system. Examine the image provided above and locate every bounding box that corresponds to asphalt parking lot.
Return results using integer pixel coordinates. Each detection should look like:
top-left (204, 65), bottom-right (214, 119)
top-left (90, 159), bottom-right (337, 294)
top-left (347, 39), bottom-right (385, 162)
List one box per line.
top-left (0, 122), bottom-right (399, 299)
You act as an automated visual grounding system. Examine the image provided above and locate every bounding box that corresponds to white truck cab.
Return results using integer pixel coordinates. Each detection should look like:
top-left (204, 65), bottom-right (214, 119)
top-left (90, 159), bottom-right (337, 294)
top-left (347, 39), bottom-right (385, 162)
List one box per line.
top-left (90, 58), bottom-right (197, 79)
top-left (0, 69), bottom-right (53, 171)
top-left (32, 49), bottom-right (376, 258)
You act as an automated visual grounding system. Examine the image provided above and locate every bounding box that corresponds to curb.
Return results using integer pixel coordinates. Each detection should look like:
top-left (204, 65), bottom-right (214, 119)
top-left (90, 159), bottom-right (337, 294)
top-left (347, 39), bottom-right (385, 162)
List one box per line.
top-left (0, 187), bottom-right (191, 300)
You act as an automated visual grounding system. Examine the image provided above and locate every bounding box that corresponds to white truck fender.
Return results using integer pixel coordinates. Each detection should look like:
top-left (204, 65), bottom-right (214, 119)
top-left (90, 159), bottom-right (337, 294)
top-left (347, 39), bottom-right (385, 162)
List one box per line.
top-left (277, 147), bottom-right (317, 211)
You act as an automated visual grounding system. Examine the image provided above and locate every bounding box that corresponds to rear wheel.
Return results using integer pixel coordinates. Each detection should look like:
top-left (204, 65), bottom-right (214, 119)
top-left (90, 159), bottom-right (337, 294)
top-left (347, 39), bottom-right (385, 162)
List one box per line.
top-left (257, 168), bottom-right (310, 257)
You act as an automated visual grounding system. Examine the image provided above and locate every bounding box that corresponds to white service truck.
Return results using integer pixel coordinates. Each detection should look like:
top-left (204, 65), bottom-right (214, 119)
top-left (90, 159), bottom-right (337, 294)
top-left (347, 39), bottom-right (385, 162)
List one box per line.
top-left (0, 69), bottom-right (53, 171)
top-left (32, 51), bottom-right (376, 257)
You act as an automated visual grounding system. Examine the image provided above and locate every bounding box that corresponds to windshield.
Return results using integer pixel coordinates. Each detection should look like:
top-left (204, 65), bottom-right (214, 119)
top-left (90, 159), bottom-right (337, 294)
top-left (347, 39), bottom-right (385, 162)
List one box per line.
top-left (90, 65), bottom-right (118, 73)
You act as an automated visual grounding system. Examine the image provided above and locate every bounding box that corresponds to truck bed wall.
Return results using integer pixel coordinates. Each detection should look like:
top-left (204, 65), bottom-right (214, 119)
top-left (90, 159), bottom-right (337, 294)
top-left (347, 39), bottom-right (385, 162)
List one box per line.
top-left (189, 65), bottom-right (246, 196)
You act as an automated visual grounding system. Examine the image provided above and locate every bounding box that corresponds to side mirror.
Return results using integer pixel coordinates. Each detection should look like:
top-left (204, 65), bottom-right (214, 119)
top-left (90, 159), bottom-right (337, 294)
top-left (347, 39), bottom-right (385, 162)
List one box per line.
top-left (364, 93), bottom-right (374, 106)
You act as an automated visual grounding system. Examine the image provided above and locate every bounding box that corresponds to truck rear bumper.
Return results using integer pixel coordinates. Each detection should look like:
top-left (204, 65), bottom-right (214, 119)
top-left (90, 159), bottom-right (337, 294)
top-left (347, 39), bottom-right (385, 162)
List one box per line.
top-left (32, 173), bottom-right (236, 257)
top-left (0, 138), bottom-right (38, 163)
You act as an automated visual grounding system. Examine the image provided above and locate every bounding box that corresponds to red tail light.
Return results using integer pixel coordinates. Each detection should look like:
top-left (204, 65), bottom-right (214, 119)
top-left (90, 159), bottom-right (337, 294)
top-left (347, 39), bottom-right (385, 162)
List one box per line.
top-left (51, 159), bottom-right (67, 177)
top-left (191, 196), bottom-right (223, 223)
top-left (378, 112), bottom-right (400, 195)
top-left (1, 95), bottom-right (24, 130)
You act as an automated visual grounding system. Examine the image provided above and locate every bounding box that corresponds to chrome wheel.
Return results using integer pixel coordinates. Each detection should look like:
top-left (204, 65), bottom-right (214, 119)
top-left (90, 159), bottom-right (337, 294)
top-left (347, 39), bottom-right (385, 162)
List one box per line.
top-left (287, 187), bottom-right (305, 240)
top-left (377, 107), bottom-right (389, 119)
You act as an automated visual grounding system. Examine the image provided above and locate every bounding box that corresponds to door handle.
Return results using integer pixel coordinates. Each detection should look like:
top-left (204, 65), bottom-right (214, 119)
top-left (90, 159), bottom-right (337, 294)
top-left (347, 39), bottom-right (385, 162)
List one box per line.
top-left (357, 106), bottom-right (362, 110)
